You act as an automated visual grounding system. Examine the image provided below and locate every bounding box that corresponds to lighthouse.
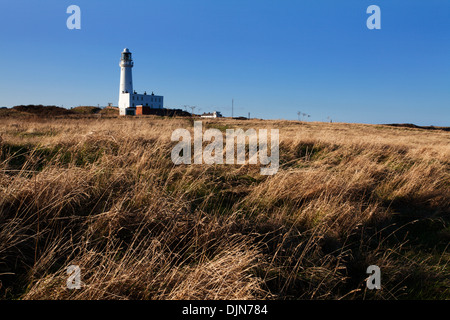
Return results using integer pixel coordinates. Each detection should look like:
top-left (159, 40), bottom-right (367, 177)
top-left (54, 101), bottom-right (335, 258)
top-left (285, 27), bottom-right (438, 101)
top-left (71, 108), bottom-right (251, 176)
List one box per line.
top-left (118, 48), bottom-right (164, 116)
top-left (119, 48), bottom-right (133, 96)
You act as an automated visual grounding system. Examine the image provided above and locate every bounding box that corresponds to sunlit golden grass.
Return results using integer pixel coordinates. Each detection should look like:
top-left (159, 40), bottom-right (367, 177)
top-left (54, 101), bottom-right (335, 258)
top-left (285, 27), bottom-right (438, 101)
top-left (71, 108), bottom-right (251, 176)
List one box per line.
top-left (0, 116), bottom-right (448, 300)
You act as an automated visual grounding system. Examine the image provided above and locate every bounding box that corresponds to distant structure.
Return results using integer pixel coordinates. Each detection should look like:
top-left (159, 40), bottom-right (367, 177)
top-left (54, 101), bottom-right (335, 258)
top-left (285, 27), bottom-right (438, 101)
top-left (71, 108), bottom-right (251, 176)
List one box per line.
top-left (118, 48), bottom-right (164, 115)
top-left (201, 111), bottom-right (223, 118)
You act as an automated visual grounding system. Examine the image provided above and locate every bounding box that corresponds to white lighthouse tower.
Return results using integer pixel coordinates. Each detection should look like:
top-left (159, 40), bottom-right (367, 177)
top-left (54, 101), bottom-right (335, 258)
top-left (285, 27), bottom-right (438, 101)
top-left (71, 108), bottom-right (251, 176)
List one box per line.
top-left (118, 48), bottom-right (164, 116)
top-left (118, 48), bottom-right (134, 115)
top-left (120, 48), bottom-right (133, 95)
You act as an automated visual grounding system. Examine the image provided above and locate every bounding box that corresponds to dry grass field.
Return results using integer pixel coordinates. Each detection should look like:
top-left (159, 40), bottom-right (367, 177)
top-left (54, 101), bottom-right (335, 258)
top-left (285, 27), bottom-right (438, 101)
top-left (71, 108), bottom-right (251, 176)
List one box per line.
top-left (0, 115), bottom-right (449, 300)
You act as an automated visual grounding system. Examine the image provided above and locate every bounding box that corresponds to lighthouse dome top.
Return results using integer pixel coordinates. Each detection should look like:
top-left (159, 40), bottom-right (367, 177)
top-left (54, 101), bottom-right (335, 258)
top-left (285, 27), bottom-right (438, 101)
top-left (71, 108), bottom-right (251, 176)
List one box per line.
top-left (123, 48), bottom-right (130, 53)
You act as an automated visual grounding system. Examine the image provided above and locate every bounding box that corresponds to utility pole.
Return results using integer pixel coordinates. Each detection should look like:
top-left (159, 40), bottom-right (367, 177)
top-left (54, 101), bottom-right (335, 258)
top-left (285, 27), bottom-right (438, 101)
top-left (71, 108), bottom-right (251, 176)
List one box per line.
top-left (188, 105), bottom-right (196, 115)
top-left (232, 99), bottom-right (234, 118)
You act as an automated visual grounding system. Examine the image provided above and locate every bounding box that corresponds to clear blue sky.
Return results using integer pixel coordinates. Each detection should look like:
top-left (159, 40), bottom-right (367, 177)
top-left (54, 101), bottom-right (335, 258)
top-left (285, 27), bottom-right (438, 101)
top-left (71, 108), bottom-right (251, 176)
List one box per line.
top-left (0, 0), bottom-right (449, 125)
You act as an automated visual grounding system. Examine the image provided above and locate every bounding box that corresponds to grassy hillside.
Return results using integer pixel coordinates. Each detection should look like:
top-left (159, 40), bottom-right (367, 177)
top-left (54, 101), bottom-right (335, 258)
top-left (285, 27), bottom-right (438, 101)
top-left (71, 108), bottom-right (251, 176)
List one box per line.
top-left (71, 106), bottom-right (102, 114)
top-left (0, 117), bottom-right (448, 299)
top-left (12, 105), bottom-right (74, 116)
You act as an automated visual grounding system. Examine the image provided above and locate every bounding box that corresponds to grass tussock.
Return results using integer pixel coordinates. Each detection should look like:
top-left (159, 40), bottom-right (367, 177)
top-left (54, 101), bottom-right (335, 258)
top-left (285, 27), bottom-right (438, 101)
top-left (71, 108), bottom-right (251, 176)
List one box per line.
top-left (0, 117), bottom-right (448, 300)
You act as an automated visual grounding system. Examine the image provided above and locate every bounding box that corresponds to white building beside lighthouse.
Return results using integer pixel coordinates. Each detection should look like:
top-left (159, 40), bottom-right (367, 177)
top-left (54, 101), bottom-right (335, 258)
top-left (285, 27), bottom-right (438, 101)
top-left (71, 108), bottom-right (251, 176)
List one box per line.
top-left (118, 48), bottom-right (164, 115)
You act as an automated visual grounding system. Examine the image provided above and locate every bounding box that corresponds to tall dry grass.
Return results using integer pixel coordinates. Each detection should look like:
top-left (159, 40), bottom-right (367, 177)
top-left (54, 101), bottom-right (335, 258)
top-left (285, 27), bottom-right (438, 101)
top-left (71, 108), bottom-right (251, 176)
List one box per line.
top-left (0, 116), bottom-right (448, 299)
